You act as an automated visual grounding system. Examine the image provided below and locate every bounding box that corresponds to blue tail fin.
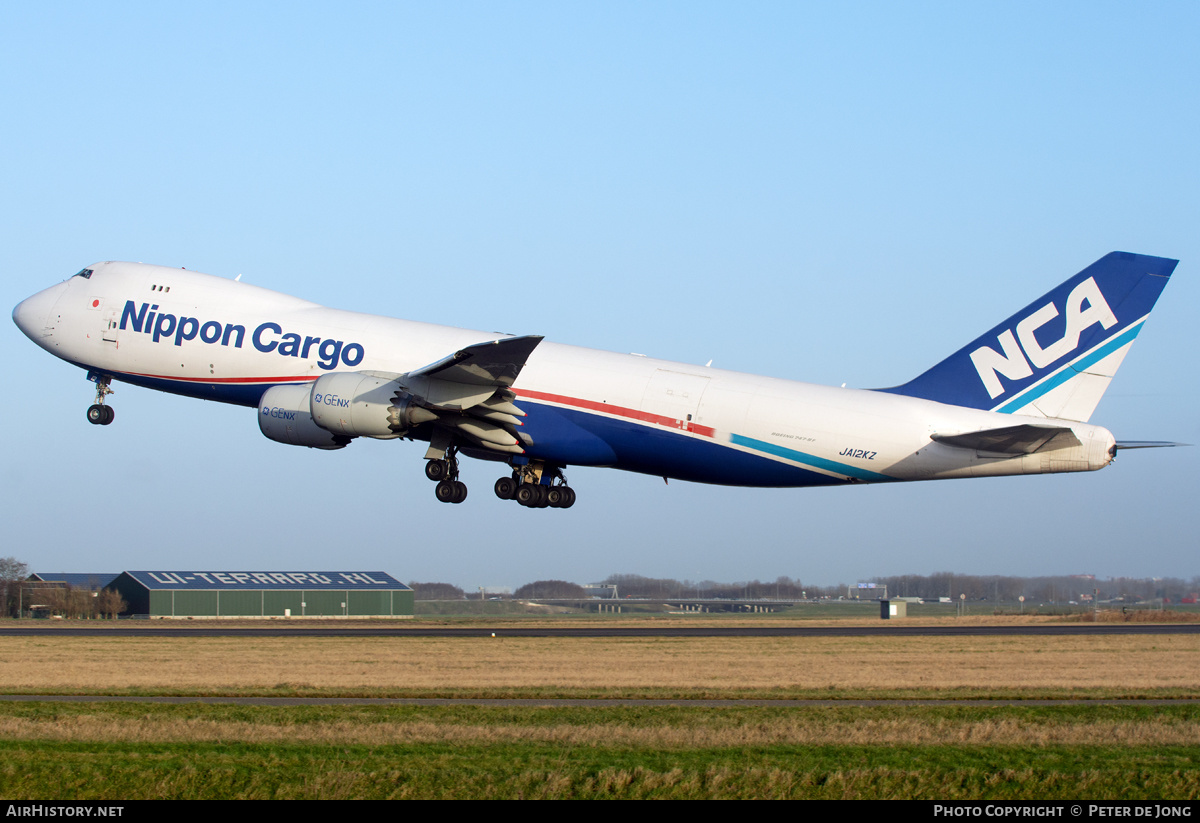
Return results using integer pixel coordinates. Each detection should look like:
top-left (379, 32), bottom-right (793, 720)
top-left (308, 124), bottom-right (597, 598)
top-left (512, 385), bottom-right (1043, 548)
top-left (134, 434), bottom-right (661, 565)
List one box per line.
top-left (881, 252), bottom-right (1178, 422)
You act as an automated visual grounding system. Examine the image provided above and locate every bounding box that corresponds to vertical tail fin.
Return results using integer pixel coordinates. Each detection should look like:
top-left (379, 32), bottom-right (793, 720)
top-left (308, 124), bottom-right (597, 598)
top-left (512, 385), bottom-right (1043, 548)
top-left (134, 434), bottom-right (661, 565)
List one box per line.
top-left (880, 252), bottom-right (1178, 422)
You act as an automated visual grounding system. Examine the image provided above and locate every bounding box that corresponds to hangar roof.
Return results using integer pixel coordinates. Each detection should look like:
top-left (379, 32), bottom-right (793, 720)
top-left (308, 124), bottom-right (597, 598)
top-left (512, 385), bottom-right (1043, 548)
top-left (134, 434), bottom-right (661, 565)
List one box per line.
top-left (29, 573), bottom-right (121, 589)
top-left (120, 571), bottom-right (410, 591)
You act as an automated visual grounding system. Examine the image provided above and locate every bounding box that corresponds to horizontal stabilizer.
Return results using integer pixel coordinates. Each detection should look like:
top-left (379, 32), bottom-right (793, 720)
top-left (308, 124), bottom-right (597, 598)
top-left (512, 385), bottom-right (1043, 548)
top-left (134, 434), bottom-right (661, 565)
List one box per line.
top-left (1115, 441), bottom-right (1190, 450)
top-left (931, 424), bottom-right (1080, 455)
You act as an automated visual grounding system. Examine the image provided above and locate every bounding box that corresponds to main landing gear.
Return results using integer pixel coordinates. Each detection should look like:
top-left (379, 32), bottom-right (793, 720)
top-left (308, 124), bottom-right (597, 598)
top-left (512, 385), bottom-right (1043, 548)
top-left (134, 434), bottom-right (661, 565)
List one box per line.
top-left (423, 449), bottom-right (577, 509)
top-left (86, 374), bottom-right (115, 426)
top-left (425, 445), bottom-right (468, 504)
top-left (493, 463), bottom-right (576, 509)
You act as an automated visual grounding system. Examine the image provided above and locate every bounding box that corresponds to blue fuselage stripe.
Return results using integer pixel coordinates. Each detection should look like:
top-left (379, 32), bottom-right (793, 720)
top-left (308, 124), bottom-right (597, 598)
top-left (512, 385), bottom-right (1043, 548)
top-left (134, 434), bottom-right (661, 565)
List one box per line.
top-left (521, 403), bottom-right (845, 487)
top-left (729, 433), bottom-right (894, 482)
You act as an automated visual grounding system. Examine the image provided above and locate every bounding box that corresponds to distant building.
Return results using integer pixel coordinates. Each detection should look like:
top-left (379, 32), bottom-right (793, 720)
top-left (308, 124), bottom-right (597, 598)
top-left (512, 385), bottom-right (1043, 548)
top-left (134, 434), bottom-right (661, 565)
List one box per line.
top-left (24, 573), bottom-right (124, 619)
top-left (108, 571), bottom-right (413, 618)
top-left (28, 573), bottom-right (120, 590)
top-left (851, 583), bottom-right (888, 600)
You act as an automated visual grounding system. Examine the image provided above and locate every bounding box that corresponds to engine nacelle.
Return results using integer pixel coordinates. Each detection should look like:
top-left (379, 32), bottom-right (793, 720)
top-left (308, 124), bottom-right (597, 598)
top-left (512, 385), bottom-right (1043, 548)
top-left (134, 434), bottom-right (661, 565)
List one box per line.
top-left (258, 384), bottom-right (350, 450)
top-left (309, 372), bottom-right (437, 437)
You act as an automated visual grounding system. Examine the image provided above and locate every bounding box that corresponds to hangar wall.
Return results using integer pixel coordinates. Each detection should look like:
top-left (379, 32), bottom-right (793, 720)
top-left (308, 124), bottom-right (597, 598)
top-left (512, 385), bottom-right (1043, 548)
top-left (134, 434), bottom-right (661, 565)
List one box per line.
top-left (113, 571), bottom-right (413, 618)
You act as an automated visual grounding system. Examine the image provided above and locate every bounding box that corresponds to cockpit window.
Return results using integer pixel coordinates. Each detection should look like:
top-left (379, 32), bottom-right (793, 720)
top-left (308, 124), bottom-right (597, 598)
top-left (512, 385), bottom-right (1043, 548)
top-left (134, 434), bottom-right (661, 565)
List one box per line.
top-left (72, 268), bottom-right (93, 279)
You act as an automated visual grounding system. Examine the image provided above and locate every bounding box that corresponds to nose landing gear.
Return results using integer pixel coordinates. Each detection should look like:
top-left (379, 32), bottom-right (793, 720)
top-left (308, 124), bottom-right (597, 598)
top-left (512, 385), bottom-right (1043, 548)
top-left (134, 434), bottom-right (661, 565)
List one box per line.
top-left (86, 374), bottom-right (115, 426)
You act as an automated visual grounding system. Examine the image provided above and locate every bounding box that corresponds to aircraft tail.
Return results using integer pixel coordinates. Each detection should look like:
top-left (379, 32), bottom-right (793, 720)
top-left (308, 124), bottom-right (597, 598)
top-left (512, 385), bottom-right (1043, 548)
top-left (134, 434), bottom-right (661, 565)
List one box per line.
top-left (880, 252), bottom-right (1178, 422)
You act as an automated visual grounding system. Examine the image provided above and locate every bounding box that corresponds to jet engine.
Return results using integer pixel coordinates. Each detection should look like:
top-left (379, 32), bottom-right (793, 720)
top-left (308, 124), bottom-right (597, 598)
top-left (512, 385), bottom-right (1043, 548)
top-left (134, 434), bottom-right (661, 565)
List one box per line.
top-left (258, 384), bottom-right (350, 450)
top-left (260, 369), bottom-right (526, 455)
top-left (308, 373), bottom-right (437, 438)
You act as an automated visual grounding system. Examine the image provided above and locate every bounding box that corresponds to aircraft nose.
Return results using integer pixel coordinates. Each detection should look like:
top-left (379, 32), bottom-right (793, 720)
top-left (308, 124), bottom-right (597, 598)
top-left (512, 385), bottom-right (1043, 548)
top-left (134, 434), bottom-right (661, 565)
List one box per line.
top-left (13, 281), bottom-right (68, 341)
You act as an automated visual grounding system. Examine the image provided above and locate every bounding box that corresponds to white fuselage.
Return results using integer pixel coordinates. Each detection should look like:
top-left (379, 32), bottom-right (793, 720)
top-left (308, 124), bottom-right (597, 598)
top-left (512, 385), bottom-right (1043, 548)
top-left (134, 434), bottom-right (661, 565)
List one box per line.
top-left (13, 261), bottom-right (1116, 488)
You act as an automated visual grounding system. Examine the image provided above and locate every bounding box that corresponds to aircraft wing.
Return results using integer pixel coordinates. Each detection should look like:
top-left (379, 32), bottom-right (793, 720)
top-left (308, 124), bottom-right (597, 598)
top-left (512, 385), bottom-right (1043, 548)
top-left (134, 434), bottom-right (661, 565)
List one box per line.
top-left (408, 335), bottom-right (544, 387)
top-left (398, 335), bottom-right (543, 412)
top-left (321, 335), bottom-right (544, 457)
top-left (930, 424), bottom-right (1080, 455)
top-left (378, 335), bottom-right (546, 457)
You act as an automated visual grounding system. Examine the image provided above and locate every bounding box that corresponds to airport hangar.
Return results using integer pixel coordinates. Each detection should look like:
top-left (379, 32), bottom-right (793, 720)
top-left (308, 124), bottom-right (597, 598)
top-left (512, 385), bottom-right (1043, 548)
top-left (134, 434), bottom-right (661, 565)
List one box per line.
top-left (104, 571), bottom-right (414, 618)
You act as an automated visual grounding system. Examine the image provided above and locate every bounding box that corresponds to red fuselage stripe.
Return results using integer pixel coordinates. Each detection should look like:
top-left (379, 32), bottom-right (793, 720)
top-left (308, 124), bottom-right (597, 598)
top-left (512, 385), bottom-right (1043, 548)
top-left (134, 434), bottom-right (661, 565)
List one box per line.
top-left (514, 388), bottom-right (716, 438)
top-left (124, 374), bottom-right (716, 437)
top-left (125, 372), bottom-right (317, 385)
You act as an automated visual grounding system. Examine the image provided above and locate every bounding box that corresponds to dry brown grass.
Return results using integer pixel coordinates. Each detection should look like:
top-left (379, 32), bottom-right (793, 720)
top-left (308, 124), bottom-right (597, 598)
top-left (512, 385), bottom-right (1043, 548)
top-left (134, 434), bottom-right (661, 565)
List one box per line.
top-left (1074, 609), bottom-right (1200, 623)
top-left (0, 633), bottom-right (1196, 693)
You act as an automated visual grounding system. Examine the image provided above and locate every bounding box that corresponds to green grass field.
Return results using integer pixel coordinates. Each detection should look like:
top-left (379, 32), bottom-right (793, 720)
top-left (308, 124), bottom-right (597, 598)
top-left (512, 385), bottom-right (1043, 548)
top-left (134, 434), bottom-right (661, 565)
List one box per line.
top-left (0, 702), bottom-right (1196, 799)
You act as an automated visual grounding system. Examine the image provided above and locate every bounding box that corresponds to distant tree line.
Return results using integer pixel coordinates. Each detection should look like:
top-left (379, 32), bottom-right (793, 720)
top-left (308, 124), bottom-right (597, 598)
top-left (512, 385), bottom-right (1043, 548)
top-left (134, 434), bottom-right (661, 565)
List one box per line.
top-left (869, 572), bottom-right (1200, 603)
top-left (408, 582), bottom-right (467, 600)
top-left (513, 580), bottom-right (587, 599)
top-left (0, 557), bottom-right (128, 619)
top-left (504, 572), bottom-right (1200, 603)
top-left (0, 557), bottom-right (129, 618)
top-left (25, 585), bottom-right (127, 619)
top-left (597, 574), bottom-right (819, 600)
top-left (0, 557), bottom-right (29, 616)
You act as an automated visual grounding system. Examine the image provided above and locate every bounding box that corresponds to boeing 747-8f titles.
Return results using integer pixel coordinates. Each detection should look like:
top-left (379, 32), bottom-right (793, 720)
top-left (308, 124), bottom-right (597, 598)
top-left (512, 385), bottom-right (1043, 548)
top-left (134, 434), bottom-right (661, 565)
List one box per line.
top-left (12, 252), bottom-right (1178, 508)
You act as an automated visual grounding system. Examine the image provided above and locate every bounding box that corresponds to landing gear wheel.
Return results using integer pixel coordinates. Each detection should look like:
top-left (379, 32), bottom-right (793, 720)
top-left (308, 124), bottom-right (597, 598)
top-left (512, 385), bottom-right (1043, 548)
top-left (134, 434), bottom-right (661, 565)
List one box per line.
top-left (436, 479), bottom-right (467, 503)
top-left (545, 486), bottom-right (576, 508)
top-left (86, 373), bottom-right (115, 425)
top-left (425, 460), bottom-right (448, 482)
top-left (515, 485), bottom-right (538, 507)
top-left (494, 477), bottom-right (517, 500)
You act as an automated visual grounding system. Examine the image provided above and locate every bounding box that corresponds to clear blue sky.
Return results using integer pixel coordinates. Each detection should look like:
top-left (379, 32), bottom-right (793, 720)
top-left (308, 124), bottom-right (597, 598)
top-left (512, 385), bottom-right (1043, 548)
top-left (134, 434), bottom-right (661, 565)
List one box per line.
top-left (4, 2), bottom-right (1197, 590)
